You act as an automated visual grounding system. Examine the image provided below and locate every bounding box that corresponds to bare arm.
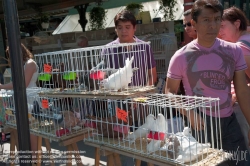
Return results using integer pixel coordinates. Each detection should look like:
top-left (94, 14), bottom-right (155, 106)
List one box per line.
top-left (0, 61), bottom-right (37, 90)
top-left (165, 77), bottom-right (204, 130)
top-left (233, 70), bottom-right (250, 126)
top-left (147, 67), bottom-right (157, 86)
top-left (165, 77), bottom-right (189, 114)
top-left (244, 56), bottom-right (250, 79)
top-left (165, 77), bottom-right (181, 94)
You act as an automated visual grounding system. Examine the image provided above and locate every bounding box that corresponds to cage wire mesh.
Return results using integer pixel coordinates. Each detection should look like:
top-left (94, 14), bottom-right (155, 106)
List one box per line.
top-left (84, 93), bottom-right (231, 165)
top-left (143, 34), bottom-right (178, 79)
top-left (2, 89), bottom-right (93, 141)
top-left (34, 42), bottom-right (155, 98)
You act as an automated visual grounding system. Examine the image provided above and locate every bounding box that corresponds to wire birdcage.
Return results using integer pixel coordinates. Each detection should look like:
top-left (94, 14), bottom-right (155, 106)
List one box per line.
top-left (143, 34), bottom-right (178, 79)
top-left (34, 42), bottom-right (156, 99)
top-left (84, 93), bottom-right (231, 165)
top-left (2, 89), bottom-right (91, 141)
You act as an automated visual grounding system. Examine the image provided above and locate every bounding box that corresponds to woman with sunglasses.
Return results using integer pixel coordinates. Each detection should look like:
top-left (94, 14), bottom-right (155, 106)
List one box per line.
top-left (183, 9), bottom-right (197, 39)
top-left (219, 6), bottom-right (250, 152)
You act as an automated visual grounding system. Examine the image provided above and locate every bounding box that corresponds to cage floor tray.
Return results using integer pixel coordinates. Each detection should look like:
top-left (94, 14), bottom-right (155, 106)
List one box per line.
top-left (85, 136), bottom-right (231, 166)
top-left (38, 86), bottom-right (156, 99)
top-left (5, 121), bottom-right (90, 142)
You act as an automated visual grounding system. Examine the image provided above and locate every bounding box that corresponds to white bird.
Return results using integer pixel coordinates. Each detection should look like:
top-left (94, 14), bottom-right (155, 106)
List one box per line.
top-left (127, 114), bottom-right (155, 143)
top-left (147, 114), bottom-right (167, 153)
top-left (175, 127), bottom-right (211, 163)
top-left (183, 127), bottom-right (191, 136)
top-left (100, 56), bottom-right (134, 90)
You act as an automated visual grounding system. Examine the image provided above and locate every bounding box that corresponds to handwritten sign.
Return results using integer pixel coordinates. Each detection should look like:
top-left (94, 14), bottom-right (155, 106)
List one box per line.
top-left (44, 64), bottom-right (52, 73)
top-left (116, 107), bottom-right (128, 123)
top-left (42, 99), bottom-right (49, 109)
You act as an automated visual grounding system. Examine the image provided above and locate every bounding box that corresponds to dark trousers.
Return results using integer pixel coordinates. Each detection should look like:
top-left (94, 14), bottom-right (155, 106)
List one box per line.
top-left (192, 113), bottom-right (250, 166)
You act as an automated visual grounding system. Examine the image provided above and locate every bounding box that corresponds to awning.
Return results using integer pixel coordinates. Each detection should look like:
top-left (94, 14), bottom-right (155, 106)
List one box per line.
top-left (52, 0), bottom-right (184, 35)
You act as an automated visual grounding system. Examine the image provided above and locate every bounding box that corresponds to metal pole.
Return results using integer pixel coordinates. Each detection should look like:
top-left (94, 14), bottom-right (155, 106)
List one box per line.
top-left (2, 0), bottom-right (32, 165)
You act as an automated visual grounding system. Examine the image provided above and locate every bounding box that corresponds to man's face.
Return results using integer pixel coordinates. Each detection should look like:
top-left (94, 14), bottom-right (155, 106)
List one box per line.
top-left (115, 21), bottom-right (136, 43)
top-left (192, 8), bottom-right (222, 44)
top-left (183, 14), bottom-right (197, 39)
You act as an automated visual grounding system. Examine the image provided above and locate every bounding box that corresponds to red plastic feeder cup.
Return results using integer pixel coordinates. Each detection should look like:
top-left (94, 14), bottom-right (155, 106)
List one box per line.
top-left (147, 131), bottom-right (165, 141)
top-left (56, 128), bottom-right (70, 137)
top-left (90, 71), bottom-right (105, 80)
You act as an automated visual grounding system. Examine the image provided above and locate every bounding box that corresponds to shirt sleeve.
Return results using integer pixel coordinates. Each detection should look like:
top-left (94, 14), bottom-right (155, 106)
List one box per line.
top-left (167, 50), bottom-right (183, 80)
top-left (101, 43), bottom-right (114, 69)
top-left (234, 45), bottom-right (247, 71)
top-left (237, 41), bottom-right (250, 57)
top-left (147, 44), bottom-right (156, 69)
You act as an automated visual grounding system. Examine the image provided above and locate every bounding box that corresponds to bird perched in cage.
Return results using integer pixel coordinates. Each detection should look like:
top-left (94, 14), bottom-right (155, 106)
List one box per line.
top-left (127, 114), bottom-right (155, 143)
top-left (53, 111), bottom-right (81, 130)
top-left (100, 56), bottom-right (134, 90)
top-left (175, 127), bottom-right (211, 163)
top-left (161, 135), bottom-right (180, 159)
top-left (147, 114), bottom-right (167, 153)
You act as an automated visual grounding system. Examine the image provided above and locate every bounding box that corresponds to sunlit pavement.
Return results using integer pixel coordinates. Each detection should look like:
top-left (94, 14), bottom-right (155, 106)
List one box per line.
top-left (1, 140), bottom-right (107, 166)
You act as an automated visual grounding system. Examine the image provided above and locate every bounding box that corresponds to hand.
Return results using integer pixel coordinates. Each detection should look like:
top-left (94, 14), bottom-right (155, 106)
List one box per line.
top-left (232, 94), bottom-right (237, 104)
top-left (188, 111), bottom-right (205, 131)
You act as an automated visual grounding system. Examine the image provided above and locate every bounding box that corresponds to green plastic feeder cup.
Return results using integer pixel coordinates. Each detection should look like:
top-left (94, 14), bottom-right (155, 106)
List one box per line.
top-left (38, 74), bottom-right (51, 81)
top-left (63, 72), bottom-right (76, 80)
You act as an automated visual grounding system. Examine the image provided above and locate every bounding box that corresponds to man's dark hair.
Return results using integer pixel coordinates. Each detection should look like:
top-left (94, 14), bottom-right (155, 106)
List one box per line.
top-left (191, 0), bottom-right (223, 22)
top-left (222, 6), bottom-right (249, 31)
top-left (114, 10), bottom-right (136, 27)
top-left (184, 9), bottom-right (192, 16)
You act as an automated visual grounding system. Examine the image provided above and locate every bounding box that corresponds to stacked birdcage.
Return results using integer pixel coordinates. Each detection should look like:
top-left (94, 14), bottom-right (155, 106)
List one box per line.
top-left (2, 88), bottom-right (93, 141)
top-left (34, 42), bottom-right (156, 98)
top-left (84, 93), bottom-right (231, 165)
top-left (143, 34), bottom-right (178, 79)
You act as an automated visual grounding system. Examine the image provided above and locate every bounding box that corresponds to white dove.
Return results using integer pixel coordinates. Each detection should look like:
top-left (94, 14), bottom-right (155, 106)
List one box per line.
top-left (147, 114), bottom-right (167, 153)
top-left (127, 114), bottom-right (155, 143)
top-left (100, 56), bottom-right (134, 90)
top-left (175, 127), bottom-right (211, 163)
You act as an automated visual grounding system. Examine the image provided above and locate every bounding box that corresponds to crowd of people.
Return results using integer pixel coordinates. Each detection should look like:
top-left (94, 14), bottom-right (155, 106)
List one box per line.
top-left (1, 0), bottom-right (250, 165)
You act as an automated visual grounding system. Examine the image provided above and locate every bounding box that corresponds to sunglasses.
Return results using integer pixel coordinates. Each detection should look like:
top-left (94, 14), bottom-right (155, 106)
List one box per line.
top-left (183, 22), bottom-right (192, 27)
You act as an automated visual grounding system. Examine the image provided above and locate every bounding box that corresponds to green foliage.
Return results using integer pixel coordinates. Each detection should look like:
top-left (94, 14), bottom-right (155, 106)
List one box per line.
top-left (174, 21), bottom-right (184, 48)
top-left (89, 6), bottom-right (107, 30)
top-left (158, 0), bottom-right (178, 21)
top-left (174, 22), bottom-right (184, 34)
top-left (125, 3), bottom-right (144, 12)
top-left (39, 13), bottom-right (50, 23)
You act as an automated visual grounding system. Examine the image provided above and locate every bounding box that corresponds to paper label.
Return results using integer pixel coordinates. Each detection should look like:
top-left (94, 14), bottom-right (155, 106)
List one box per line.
top-left (42, 99), bottom-right (49, 109)
top-left (44, 64), bottom-right (52, 73)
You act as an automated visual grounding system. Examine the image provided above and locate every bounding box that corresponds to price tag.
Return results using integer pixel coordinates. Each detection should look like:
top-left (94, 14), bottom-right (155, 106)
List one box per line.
top-left (116, 107), bottom-right (128, 123)
top-left (44, 64), bottom-right (52, 73)
top-left (42, 99), bottom-right (49, 109)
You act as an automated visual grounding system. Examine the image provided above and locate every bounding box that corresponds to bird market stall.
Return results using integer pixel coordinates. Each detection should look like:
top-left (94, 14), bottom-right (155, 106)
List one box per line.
top-left (1, 41), bottom-right (231, 166)
top-left (1, 41), bottom-right (156, 165)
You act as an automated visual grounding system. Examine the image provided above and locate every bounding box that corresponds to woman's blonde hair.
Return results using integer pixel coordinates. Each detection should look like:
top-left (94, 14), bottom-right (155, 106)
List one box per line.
top-left (6, 43), bottom-right (33, 62)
